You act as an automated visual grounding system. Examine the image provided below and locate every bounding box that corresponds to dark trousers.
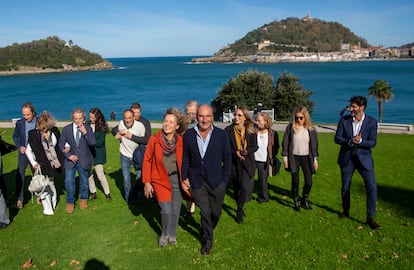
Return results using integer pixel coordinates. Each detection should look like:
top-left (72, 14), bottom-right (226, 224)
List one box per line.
top-left (191, 181), bottom-right (226, 249)
top-left (256, 161), bottom-right (269, 201)
top-left (16, 153), bottom-right (30, 201)
top-left (340, 156), bottom-right (377, 218)
top-left (291, 155), bottom-right (313, 200)
top-left (232, 167), bottom-right (254, 209)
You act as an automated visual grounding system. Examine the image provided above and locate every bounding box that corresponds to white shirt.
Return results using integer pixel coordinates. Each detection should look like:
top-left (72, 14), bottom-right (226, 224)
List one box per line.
top-left (254, 131), bottom-right (268, 162)
top-left (118, 120), bottom-right (145, 158)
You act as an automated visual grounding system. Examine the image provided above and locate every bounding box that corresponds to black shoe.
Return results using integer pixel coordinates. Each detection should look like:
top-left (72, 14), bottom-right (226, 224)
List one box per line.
top-left (256, 198), bottom-right (269, 204)
top-left (301, 199), bottom-right (312, 210)
top-left (201, 246), bottom-right (212, 256)
top-left (293, 200), bottom-right (300, 212)
top-left (236, 208), bottom-right (244, 223)
top-left (0, 223), bottom-right (9, 229)
top-left (90, 192), bottom-right (97, 200)
top-left (339, 212), bottom-right (349, 219)
top-left (366, 217), bottom-right (382, 230)
top-left (105, 193), bottom-right (112, 200)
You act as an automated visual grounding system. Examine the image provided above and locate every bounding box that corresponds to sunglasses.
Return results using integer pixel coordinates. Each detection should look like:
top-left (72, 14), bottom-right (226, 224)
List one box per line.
top-left (295, 116), bottom-right (304, 120)
top-left (234, 114), bottom-right (244, 117)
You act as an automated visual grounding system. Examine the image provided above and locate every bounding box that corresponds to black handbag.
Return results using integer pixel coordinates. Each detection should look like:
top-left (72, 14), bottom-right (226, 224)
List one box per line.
top-left (269, 157), bottom-right (281, 176)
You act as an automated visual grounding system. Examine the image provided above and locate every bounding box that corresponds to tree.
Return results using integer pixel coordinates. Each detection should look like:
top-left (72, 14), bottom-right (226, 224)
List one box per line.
top-left (211, 69), bottom-right (276, 119)
top-left (368, 79), bottom-right (393, 123)
top-left (273, 72), bottom-right (314, 121)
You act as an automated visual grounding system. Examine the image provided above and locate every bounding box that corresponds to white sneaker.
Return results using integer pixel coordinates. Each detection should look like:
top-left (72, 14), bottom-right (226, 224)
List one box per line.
top-left (158, 234), bottom-right (168, 247)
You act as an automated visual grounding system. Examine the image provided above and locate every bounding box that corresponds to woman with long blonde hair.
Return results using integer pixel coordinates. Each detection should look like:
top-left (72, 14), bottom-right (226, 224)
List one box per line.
top-left (282, 106), bottom-right (318, 211)
top-left (225, 106), bottom-right (258, 223)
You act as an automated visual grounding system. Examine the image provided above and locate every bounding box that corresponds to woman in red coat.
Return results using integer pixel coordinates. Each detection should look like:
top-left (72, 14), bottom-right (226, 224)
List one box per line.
top-left (142, 108), bottom-right (189, 247)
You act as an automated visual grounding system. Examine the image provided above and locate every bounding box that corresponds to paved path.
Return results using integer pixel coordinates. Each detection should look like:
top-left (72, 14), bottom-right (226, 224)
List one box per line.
top-left (0, 120), bottom-right (412, 134)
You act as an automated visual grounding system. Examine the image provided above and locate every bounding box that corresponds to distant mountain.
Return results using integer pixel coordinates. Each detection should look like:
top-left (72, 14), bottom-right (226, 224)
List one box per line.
top-left (0, 36), bottom-right (112, 74)
top-left (400, 42), bottom-right (414, 49)
top-left (214, 16), bottom-right (370, 57)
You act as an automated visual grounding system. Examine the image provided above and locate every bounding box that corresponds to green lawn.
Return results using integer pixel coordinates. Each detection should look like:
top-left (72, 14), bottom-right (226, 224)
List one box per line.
top-left (0, 128), bottom-right (413, 269)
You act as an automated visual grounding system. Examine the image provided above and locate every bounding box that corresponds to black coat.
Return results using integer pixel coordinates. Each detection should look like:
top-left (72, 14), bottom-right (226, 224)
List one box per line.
top-left (27, 127), bottom-right (64, 176)
top-left (225, 124), bottom-right (258, 178)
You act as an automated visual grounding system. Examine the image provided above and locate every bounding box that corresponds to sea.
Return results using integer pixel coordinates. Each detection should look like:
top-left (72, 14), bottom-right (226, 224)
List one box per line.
top-left (1, 56), bottom-right (413, 124)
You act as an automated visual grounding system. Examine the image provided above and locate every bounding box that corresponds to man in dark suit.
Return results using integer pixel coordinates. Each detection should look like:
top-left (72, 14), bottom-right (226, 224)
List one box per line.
top-left (12, 102), bottom-right (38, 208)
top-left (182, 104), bottom-right (232, 256)
top-left (58, 108), bottom-right (96, 214)
top-left (335, 96), bottom-right (381, 229)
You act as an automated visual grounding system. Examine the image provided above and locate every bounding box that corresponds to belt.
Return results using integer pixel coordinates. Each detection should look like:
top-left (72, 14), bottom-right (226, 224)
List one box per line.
top-left (168, 171), bottom-right (178, 176)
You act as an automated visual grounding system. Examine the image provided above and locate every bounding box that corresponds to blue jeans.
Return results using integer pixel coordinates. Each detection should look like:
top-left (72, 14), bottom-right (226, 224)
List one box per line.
top-left (64, 162), bottom-right (89, 204)
top-left (120, 154), bottom-right (141, 202)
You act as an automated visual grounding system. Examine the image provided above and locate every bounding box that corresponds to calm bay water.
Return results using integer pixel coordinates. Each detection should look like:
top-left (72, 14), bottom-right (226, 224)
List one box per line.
top-left (1, 56), bottom-right (413, 124)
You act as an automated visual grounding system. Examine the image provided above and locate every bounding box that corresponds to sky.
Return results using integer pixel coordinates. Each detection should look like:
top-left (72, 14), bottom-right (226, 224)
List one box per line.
top-left (1, 0), bottom-right (413, 58)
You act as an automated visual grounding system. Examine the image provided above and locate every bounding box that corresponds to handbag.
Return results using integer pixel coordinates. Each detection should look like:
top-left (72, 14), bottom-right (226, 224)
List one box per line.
top-left (28, 168), bottom-right (48, 195)
top-left (269, 157), bottom-right (281, 176)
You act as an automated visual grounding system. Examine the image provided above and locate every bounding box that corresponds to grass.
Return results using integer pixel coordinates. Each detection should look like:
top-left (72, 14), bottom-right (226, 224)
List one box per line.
top-left (0, 128), bottom-right (413, 269)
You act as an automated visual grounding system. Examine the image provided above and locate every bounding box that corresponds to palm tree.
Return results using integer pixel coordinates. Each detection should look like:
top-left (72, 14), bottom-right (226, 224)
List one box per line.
top-left (368, 80), bottom-right (393, 123)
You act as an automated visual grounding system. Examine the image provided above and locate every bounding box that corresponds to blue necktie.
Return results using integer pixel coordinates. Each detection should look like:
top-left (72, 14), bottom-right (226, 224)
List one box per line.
top-left (76, 129), bottom-right (81, 146)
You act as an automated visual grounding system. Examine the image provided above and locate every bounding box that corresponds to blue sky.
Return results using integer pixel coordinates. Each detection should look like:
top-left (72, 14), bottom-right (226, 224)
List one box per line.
top-left (1, 0), bottom-right (413, 58)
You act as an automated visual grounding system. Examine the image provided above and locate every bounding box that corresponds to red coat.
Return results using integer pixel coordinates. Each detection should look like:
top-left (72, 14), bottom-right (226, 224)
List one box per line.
top-left (142, 130), bottom-right (183, 202)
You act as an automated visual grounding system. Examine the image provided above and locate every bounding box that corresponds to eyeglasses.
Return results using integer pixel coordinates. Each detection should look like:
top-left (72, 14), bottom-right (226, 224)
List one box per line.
top-left (234, 114), bottom-right (244, 117)
top-left (295, 116), bottom-right (304, 121)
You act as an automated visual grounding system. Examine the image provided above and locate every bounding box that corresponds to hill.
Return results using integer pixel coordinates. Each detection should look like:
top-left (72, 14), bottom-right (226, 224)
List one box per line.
top-left (214, 16), bottom-right (369, 58)
top-left (0, 36), bottom-right (112, 74)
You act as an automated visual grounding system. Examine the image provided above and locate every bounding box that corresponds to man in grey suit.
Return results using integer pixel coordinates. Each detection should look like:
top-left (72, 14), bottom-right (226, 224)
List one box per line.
top-left (335, 96), bottom-right (381, 229)
top-left (58, 108), bottom-right (96, 214)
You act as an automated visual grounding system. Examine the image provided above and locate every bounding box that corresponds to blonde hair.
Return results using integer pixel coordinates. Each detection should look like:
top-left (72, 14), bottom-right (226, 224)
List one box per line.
top-left (292, 106), bottom-right (313, 133)
top-left (37, 111), bottom-right (56, 131)
top-left (164, 107), bottom-right (191, 136)
top-left (236, 106), bottom-right (255, 134)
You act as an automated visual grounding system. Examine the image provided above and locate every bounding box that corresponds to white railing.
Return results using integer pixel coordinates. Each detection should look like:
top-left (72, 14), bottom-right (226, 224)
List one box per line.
top-left (378, 123), bottom-right (413, 131)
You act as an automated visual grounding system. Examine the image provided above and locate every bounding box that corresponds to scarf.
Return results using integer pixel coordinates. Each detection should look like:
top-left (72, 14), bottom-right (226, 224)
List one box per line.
top-left (160, 132), bottom-right (177, 156)
top-left (41, 131), bottom-right (61, 169)
top-left (233, 125), bottom-right (247, 151)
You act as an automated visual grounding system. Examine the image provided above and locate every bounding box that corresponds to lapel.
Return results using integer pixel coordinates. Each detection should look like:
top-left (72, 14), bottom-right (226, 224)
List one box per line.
top-left (345, 117), bottom-right (354, 136)
top-left (203, 127), bottom-right (215, 158)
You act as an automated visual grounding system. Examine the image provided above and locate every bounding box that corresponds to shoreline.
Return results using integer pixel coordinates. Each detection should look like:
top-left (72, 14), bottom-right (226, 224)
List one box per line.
top-left (0, 61), bottom-right (113, 76)
top-left (192, 55), bottom-right (413, 64)
top-left (0, 121), bottom-right (412, 134)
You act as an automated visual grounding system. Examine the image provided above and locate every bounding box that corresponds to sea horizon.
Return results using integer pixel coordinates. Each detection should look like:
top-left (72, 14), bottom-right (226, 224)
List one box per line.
top-left (1, 56), bottom-right (413, 124)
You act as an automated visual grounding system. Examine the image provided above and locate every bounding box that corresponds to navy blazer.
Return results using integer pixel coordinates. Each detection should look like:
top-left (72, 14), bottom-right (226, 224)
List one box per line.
top-left (182, 126), bottom-right (232, 190)
top-left (58, 123), bottom-right (96, 170)
top-left (13, 116), bottom-right (38, 150)
top-left (335, 114), bottom-right (377, 170)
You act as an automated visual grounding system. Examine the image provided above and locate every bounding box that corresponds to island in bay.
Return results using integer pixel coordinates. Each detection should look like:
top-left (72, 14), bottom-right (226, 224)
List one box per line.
top-left (0, 36), bottom-right (112, 76)
top-left (193, 13), bottom-right (414, 63)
